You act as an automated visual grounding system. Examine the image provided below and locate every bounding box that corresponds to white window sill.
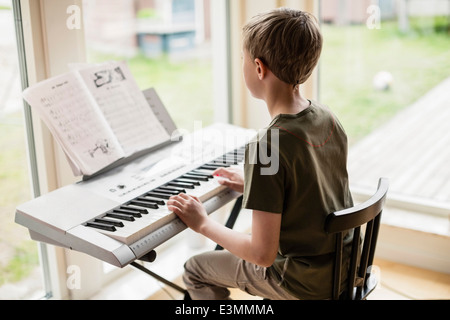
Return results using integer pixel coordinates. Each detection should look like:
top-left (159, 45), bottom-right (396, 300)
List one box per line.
top-left (352, 187), bottom-right (450, 237)
top-left (352, 188), bottom-right (450, 274)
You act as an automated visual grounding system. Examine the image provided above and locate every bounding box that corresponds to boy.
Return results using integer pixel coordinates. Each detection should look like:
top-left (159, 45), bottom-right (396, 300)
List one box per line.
top-left (167, 8), bottom-right (353, 300)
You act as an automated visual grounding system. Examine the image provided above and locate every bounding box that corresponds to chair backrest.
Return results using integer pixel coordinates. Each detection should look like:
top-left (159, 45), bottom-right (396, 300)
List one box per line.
top-left (325, 178), bottom-right (389, 300)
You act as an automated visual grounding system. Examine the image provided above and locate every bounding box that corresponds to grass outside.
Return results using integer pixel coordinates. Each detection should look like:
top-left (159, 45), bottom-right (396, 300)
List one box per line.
top-left (1, 18), bottom-right (449, 287)
top-left (88, 52), bottom-right (215, 132)
top-left (320, 19), bottom-right (450, 145)
top-left (0, 114), bottom-right (37, 286)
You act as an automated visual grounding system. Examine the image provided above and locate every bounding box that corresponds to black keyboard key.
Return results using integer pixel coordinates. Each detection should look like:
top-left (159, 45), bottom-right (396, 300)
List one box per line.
top-left (153, 188), bottom-right (180, 195)
top-left (106, 212), bottom-right (135, 222)
top-left (120, 206), bottom-right (147, 215)
top-left (174, 178), bottom-right (200, 186)
top-left (228, 153), bottom-right (244, 159)
top-left (129, 200), bottom-right (159, 210)
top-left (186, 172), bottom-right (213, 179)
top-left (200, 164), bottom-right (224, 171)
top-left (114, 209), bottom-right (143, 217)
top-left (157, 186), bottom-right (186, 194)
top-left (95, 218), bottom-right (124, 228)
top-left (138, 197), bottom-right (165, 205)
top-left (182, 175), bottom-right (209, 182)
top-left (86, 221), bottom-right (116, 232)
top-left (146, 192), bottom-right (171, 200)
top-left (213, 160), bottom-right (238, 165)
top-left (167, 182), bottom-right (195, 189)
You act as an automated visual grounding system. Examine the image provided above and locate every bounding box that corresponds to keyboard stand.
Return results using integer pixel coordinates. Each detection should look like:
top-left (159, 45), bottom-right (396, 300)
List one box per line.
top-left (129, 196), bottom-right (243, 298)
top-left (130, 260), bottom-right (188, 295)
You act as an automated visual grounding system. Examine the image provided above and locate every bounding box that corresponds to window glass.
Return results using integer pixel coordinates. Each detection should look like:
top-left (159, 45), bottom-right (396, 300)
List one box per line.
top-left (82, 0), bottom-right (214, 133)
top-left (82, 0), bottom-right (215, 275)
top-left (319, 0), bottom-right (450, 206)
top-left (0, 1), bottom-right (44, 299)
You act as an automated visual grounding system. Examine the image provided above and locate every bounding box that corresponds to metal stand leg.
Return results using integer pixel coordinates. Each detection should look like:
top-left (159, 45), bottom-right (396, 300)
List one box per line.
top-left (130, 250), bottom-right (187, 295)
top-left (131, 261), bottom-right (187, 294)
top-left (130, 196), bottom-right (243, 298)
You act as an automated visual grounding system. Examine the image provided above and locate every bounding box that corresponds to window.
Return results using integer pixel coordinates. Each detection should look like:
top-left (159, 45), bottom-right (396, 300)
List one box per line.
top-left (0, 0), bottom-right (46, 299)
top-left (79, 0), bottom-right (225, 286)
top-left (83, 0), bottom-right (216, 132)
top-left (6, 0), bottom-right (231, 300)
top-left (318, 0), bottom-right (450, 224)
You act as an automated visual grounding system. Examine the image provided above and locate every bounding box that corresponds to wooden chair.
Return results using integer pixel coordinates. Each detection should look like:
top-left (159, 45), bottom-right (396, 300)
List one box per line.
top-left (325, 178), bottom-right (389, 300)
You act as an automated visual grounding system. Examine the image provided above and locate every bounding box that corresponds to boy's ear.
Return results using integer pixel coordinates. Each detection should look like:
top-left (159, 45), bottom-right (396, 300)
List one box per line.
top-left (254, 58), bottom-right (267, 80)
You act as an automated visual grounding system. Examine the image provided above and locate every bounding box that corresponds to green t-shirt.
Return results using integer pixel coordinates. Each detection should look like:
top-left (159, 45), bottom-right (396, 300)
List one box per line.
top-left (242, 101), bottom-right (353, 300)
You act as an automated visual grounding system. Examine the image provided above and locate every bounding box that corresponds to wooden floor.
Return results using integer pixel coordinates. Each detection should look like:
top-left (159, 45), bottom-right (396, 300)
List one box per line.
top-left (147, 258), bottom-right (450, 300)
top-left (347, 77), bottom-right (450, 205)
top-left (368, 259), bottom-right (450, 300)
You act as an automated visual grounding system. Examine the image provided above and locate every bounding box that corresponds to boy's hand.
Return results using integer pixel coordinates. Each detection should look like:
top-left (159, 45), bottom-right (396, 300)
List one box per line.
top-left (167, 193), bottom-right (208, 233)
top-left (212, 167), bottom-right (244, 194)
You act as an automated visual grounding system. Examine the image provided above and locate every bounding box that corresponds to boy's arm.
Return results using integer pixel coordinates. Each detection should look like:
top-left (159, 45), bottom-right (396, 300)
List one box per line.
top-left (168, 194), bottom-right (281, 268)
top-left (201, 209), bottom-right (281, 267)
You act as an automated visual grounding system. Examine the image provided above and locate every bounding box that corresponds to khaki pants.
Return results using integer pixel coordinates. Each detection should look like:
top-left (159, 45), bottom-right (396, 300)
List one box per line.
top-left (182, 250), bottom-right (298, 300)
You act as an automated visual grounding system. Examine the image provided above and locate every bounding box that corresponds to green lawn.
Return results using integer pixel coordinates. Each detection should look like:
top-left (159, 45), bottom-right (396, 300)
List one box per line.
top-left (88, 52), bottom-right (215, 132)
top-left (320, 20), bottom-right (450, 145)
top-left (0, 114), bottom-right (37, 286)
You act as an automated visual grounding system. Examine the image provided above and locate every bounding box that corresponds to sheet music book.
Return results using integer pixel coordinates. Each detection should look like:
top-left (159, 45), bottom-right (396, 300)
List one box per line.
top-left (23, 61), bottom-right (172, 177)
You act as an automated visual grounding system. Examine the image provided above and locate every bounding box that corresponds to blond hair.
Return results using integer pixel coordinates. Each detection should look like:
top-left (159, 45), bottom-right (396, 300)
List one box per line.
top-left (243, 8), bottom-right (323, 86)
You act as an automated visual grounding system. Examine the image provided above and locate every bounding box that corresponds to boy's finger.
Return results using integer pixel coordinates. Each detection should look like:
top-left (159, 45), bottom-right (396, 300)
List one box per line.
top-left (218, 178), bottom-right (236, 188)
top-left (177, 192), bottom-right (190, 200)
top-left (213, 167), bottom-right (229, 177)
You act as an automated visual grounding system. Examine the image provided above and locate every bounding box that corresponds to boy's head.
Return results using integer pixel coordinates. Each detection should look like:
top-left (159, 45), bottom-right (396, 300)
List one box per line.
top-left (243, 8), bottom-right (322, 87)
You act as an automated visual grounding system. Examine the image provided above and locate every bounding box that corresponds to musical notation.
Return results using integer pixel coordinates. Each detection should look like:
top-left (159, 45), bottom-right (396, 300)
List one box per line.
top-left (22, 61), bottom-right (171, 176)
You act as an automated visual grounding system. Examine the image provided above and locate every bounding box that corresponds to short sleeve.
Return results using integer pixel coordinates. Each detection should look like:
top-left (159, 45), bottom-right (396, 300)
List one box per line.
top-left (242, 129), bottom-right (285, 214)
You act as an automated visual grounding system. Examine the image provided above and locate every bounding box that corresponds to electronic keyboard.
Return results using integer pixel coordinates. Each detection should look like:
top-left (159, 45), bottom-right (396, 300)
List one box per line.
top-left (15, 123), bottom-right (255, 268)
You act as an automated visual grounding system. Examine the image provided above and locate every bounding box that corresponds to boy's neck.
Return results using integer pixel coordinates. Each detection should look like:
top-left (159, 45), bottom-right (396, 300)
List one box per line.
top-left (265, 85), bottom-right (311, 119)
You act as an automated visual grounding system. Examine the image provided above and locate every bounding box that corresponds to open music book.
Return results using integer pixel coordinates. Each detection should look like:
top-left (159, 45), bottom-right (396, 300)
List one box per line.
top-left (23, 61), bottom-right (173, 177)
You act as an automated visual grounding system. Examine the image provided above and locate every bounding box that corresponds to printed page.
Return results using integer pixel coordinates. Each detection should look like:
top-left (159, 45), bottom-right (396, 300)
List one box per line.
top-left (77, 61), bottom-right (171, 156)
top-left (23, 72), bottom-right (125, 176)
